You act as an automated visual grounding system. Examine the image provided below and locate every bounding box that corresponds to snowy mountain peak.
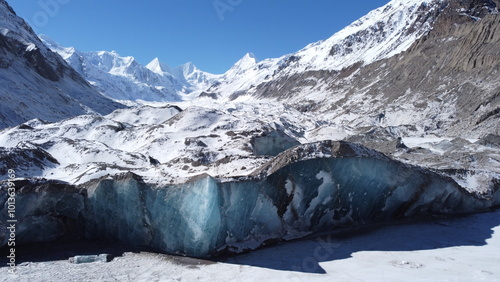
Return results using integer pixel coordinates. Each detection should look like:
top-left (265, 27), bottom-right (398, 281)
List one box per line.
top-left (290, 0), bottom-right (444, 72)
top-left (209, 0), bottom-right (440, 98)
top-left (41, 38), bottom-right (224, 101)
top-left (225, 52), bottom-right (258, 75)
top-left (290, 0), bottom-right (497, 73)
top-left (237, 52), bottom-right (257, 66)
top-left (38, 34), bottom-right (76, 60)
top-left (38, 34), bottom-right (58, 47)
top-left (244, 52), bottom-right (256, 59)
top-left (202, 0), bottom-right (499, 102)
top-left (30, 0), bottom-right (500, 105)
top-left (146, 57), bottom-right (172, 75)
top-left (181, 62), bottom-right (198, 76)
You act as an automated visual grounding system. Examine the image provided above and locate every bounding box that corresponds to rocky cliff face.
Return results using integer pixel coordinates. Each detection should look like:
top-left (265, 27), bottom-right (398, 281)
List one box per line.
top-left (248, 0), bottom-right (499, 138)
top-left (0, 0), bottom-right (124, 129)
top-left (206, 0), bottom-right (449, 100)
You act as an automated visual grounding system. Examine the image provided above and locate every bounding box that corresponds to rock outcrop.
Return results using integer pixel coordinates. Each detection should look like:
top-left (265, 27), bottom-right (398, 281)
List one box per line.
top-left (0, 0), bottom-right (124, 129)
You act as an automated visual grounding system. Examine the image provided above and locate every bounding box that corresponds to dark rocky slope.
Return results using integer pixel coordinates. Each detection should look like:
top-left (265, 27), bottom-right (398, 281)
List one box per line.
top-left (250, 0), bottom-right (500, 138)
top-left (0, 0), bottom-right (124, 129)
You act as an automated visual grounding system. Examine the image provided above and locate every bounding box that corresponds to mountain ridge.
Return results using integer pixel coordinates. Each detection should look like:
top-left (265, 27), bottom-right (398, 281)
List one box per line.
top-left (205, 0), bottom-right (455, 99)
top-left (39, 0), bottom-right (456, 103)
top-left (41, 35), bottom-right (222, 102)
top-left (0, 0), bottom-right (124, 129)
top-left (233, 0), bottom-right (500, 138)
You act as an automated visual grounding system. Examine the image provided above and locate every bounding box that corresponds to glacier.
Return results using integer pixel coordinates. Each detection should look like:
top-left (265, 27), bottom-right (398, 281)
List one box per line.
top-left (1, 0), bottom-right (499, 262)
top-left (2, 141), bottom-right (498, 258)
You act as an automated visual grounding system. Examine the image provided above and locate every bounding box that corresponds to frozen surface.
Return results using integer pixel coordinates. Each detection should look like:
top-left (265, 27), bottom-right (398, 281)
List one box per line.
top-left (1, 210), bottom-right (499, 281)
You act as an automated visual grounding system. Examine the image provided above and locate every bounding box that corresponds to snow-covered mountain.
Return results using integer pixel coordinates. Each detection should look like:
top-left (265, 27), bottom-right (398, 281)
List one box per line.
top-left (208, 0), bottom-right (499, 138)
top-left (41, 36), bottom-right (221, 102)
top-left (0, 0), bottom-right (124, 129)
top-left (1, 0), bottom-right (499, 263)
top-left (42, 0), bottom-right (448, 104)
top-left (206, 0), bottom-right (451, 98)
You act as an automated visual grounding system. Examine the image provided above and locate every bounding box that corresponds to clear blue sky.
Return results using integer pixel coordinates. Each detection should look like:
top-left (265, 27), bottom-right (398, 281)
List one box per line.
top-left (8, 0), bottom-right (389, 74)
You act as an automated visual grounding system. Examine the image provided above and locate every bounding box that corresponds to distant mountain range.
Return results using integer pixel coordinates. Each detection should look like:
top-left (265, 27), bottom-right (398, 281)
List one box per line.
top-left (32, 0), bottom-right (499, 140)
top-left (41, 35), bottom-right (220, 102)
top-left (40, 0), bottom-right (453, 103)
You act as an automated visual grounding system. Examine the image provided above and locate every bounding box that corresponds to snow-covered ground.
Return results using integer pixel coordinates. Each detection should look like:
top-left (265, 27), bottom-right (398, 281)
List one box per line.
top-left (2, 210), bottom-right (499, 282)
top-left (1, 98), bottom-right (498, 192)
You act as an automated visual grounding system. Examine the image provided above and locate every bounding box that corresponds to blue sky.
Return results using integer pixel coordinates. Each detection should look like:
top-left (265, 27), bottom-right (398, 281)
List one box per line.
top-left (8, 0), bottom-right (389, 74)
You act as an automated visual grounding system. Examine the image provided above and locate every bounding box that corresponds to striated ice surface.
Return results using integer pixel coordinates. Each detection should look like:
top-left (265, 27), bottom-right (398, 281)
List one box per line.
top-left (1, 141), bottom-right (498, 257)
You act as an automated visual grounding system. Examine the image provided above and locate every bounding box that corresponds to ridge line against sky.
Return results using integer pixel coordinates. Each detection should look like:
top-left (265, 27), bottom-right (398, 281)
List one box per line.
top-left (7, 0), bottom-right (389, 74)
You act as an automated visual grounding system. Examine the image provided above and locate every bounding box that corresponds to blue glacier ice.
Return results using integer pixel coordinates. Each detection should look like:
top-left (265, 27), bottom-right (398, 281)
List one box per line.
top-left (251, 129), bottom-right (300, 156)
top-left (1, 141), bottom-right (499, 257)
top-left (0, 180), bottom-right (84, 246)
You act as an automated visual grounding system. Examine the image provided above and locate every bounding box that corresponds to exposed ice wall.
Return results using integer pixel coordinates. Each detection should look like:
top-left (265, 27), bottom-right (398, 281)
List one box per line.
top-left (64, 156), bottom-right (500, 257)
top-left (0, 180), bottom-right (84, 246)
top-left (1, 141), bottom-right (499, 257)
top-left (251, 130), bottom-right (300, 156)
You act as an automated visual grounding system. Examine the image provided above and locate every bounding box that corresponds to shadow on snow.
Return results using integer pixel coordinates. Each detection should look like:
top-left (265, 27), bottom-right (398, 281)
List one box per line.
top-left (1, 210), bottom-right (499, 275)
top-left (218, 211), bottom-right (500, 274)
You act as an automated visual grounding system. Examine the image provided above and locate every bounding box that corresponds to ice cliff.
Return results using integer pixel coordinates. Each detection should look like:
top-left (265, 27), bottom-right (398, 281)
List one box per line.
top-left (2, 141), bottom-right (498, 257)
